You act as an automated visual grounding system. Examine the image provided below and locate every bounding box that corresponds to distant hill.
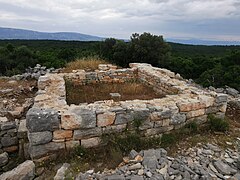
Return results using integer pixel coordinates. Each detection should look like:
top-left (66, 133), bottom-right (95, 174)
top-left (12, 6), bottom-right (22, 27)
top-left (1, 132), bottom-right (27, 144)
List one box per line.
top-left (0, 27), bottom-right (104, 41)
top-left (167, 38), bottom-right (240, 46)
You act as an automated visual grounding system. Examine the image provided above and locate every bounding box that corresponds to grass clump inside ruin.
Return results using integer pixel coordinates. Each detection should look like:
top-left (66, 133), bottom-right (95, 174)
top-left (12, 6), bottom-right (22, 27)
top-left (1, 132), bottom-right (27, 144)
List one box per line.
top-left (63, 57), bottom-right (109, 73)
top-left (66, 80), bottom-right (164, 104)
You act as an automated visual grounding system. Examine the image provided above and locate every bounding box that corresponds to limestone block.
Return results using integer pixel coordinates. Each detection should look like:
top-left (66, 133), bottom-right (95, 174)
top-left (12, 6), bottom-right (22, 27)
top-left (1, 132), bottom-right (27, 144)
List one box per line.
top-left (1, 121), bottom-right (16, 131)
top-left (66, 140), bottom-right (80, 150)
top-left (29, 142), bottom-right (65, 159)
top-left (145, 126), bottom-right (174, 136)
top-left (206, 106), bottom-right (219, 114)
top-left (186, 109), bottom-right (205, 119)
top-left (0, 160), bottom-right (35, 180)
top-left (131, 109), bottom-right (150, 121)
top-left (102, 124), bottom-right (127, 134)
top-left (115, 112), bottom-right (133, 125)
top-left (17, 119), bottom-right (28, 139)
top-left (188, 115), bottom-right (208, 125)
top-left (198, 95), bottom-right (215, 108)
top-left (170, 114), bottom-right (186, 125)
top-left (73, 128), bottom-right (102, 140)
top-left (61, 112), bottom-right (81, 130)
top-left (26, 108), bottom-right (60, 132)
top-left (81, 137), bottom-right (101, 148)
top-left (177, 100), bottom-right (205, 112)
top-left (28, 131), bottom-right (52, 146)
top-left (53, 130), bottom-right (73, 140)
top-left (139, 120), bottom-right (154, 130)
top-left (3, 146), bottom-right (18, 153)
top-left (69, 107), bottom-right (96, 128)
top-left (1, 136), bottom-right (18, 147)
top-left (97, 112), bottom-right (115, 127)
top-left (215, 93), bottom-right (228, 104)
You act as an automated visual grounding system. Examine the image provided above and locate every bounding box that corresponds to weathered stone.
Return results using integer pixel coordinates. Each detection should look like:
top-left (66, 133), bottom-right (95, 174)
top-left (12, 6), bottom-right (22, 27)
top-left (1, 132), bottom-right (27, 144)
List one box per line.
top-left (219, 104), bottom-right (227, 113)
top-left (145, 126), bottom-right (174, 136)
top-left (129, 149), bottom-right (139, 159)
top-left (105, 174), bottom-right (125, 180)
top-left (17, 119), bottom-right (28, 139)
top-left (0, 152), bottom-right (8, 167)
top-left (177, 101), bottom-right (205, 112)
top-left (131, 109), bottom-right (150, 121)
top-left (97, 112), bottom-right (115, 127)
top-left (115, 112), bottom-right (133, 125)
top-left (66, 140), bottom-right (80, 150)
top-left (186, 109), bottom-right (205, 119)
top-left (0, 121), bottom-right (16, 130)
top-left (215, 93), bottom-right (228, 104)
top-left (73, 128), bottom-right (102, 140)
top-left (213, 160), bottom-right (237, 175)
top-left (70, 107), bottom-right (96, 128)
top-left (0, 160), bottom-right (35, 180)
top-left (53, 130), bottom-right (73, 140)
top-left (1, 136), bottom-right (18, 147)
top-left (54, 163), bottom-right (70, 180)
top-left (28, 131), bottom-right (52, 146)
top-left (170, 114), bottom-right (186, 125)
top-left (198, 95), bottom-right (215, 108)
top-left (150, 110), bottom-right (172, 121)
top-left (3, 145), bottom-right (18, 153)
top-left (81, 137), bottom-right (101, 148)
top-left (26, 108), bottom-right (60, 132)
top-left (139, 119), bottom-right (154, 130)
top-left (29, 142), bottom-right (65, 159)
top-left (61, 112), bottom-right (81, 130)
top-left (188, 115), bottom-right (207, 124)
top-left (128, 163), bottom-right (142, 170)
top-left (206, 106), bottom-right (219, 114)
top-left (102, 124), bottom-right (127, 134)
top-left (0, 117), bottom-right (8, 123)
top-left (225, 87), bottom-right (239, 97)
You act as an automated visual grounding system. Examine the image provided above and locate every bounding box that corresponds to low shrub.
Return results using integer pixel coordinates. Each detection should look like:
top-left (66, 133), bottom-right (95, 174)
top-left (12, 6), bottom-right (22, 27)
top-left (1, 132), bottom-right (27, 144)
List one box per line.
top-left (208, 115), bottom-right (229, 132)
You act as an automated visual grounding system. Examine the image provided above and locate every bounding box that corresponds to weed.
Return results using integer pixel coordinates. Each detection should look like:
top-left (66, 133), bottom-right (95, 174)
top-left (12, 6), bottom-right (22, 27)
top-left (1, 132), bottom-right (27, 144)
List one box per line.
top-left (161, 133), bottom-right (176, 147)
top-left (184, 121), bottom-right (198, 134)
top-left (208, 115), bottom-right (229, 132)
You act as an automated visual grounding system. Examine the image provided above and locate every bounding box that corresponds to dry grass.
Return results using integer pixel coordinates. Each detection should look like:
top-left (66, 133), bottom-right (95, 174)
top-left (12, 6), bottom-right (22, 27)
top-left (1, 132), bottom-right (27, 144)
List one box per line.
top-left (66, 81), bottom-right (164, 104)
top-left (63, 57), bottom-right (109, 72)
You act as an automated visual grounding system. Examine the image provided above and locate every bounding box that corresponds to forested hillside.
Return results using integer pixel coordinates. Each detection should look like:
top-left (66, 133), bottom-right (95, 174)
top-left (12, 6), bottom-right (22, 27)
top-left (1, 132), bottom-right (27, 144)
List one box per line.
top-left (0, 33), bottom-right (239, 90)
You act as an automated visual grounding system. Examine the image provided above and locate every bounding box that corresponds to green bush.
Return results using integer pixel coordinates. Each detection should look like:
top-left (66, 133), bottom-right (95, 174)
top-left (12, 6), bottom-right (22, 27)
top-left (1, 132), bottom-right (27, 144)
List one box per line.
top-left (184, 121), bottom-right (198, 134)
top-left (208, 115), bottom-right (229, 132)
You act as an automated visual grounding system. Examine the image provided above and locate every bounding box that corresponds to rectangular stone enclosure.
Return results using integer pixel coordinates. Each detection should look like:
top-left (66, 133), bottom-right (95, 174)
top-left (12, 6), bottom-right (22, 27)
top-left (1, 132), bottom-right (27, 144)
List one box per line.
top-left (26, 63), bottom-right (228, 159)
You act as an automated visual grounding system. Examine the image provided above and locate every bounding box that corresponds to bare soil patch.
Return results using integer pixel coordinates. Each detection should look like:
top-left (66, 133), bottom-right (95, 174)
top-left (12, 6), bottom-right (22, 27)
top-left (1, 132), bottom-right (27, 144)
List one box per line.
top-left (66, 81), bottom-right (165, 105)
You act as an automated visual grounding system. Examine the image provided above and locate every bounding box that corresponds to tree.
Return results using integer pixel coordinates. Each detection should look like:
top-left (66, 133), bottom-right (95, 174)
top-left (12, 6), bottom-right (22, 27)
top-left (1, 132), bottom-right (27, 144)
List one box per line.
top-left (129, 32), bottom-right (171, 67)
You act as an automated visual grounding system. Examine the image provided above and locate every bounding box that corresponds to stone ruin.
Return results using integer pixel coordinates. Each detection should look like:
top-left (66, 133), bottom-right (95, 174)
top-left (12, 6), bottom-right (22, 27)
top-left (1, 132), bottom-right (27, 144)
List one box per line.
top-left (21, 63), bottom-right (228, 160)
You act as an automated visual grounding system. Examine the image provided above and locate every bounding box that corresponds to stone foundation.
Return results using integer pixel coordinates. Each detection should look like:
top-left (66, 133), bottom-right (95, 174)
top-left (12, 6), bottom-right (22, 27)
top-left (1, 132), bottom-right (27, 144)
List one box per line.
top-left (26, 63), bottom-right (228, 159)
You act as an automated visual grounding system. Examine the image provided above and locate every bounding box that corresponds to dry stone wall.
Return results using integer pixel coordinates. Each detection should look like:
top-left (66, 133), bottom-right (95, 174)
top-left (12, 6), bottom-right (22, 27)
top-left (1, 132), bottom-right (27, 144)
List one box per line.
top-left (26, 63), bottom-right (228, 159)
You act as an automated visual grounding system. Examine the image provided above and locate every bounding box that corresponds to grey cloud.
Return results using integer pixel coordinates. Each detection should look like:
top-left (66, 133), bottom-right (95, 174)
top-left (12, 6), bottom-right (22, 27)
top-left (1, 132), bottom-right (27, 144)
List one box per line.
top-left (0, 0), bottom-right (239, 41)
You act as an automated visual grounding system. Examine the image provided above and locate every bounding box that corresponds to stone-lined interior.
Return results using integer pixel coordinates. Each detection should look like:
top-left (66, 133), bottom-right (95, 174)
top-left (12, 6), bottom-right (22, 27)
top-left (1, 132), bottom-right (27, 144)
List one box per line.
top-left (26, 63), bottom-right (228, 159)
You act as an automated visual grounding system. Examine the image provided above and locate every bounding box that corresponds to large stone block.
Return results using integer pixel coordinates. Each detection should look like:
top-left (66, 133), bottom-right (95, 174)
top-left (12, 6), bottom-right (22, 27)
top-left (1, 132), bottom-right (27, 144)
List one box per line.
top-left (215, 93), bottom-right (228, 104)
top-left (73, 128), bottom-right (102, 140)
top-left (1, 136), bottom-right (18, 147)
top-left (53, 130), bottom-right (73, 140)
top-left (177, 100), bottom-right (205, 112)
top-left (131, 109), bottom-right (150, 121)
top-left (145, 126), bottom-right (174, 136)
top-left (28, 131), bottom-right (52, 146)
top-left (0, 121), bottom-right (16, 131)
top-left (186, 109), bottom-right (205, 119)
top-left (0, 160), bottom-right (35, 180)
top-left (70, 107), bottom-right (96, 128)
top-left (61, 112), bottom-right (81, 130)
top-left (170, 114), bottom-right (186, 125)
top-left (29, 142), bottom-right (65, 159)
top-left (102, 124), bottom-right (127, 134)
top-left (26, 108), bottom-right (60, 132)
top-left (97, 112), bottom-right (115, 127)
top-left (115, 112), bottom-right (133, 125)
top-left (81, 137), bottom-right (101, 148)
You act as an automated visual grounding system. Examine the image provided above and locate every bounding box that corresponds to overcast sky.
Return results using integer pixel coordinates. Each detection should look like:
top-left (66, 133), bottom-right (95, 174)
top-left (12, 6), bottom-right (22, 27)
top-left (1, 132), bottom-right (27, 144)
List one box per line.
top-left (0, 0), bottom-right (240, 41)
